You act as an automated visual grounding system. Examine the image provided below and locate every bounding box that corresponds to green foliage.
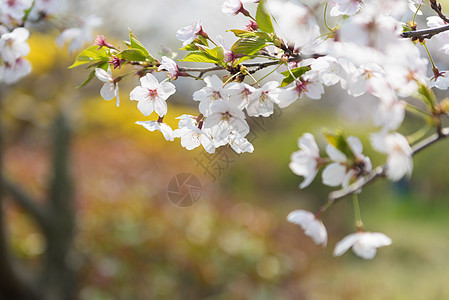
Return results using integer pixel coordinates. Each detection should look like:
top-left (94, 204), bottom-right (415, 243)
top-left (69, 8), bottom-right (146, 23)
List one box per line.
top-left (116, 49), bottom-right (148, 62)
top-left (69, 46), bottom-right (110, 69)
top-left (180, 51), bottom-right (221, 64)
top-left (231, 36), bottom-right (267, 56)
top-left (415, 83), bottom-right (437, 110)
top-left (256, 0), bottom-right (274, 34)
top-left (280, 66), bottom-right (311, 87)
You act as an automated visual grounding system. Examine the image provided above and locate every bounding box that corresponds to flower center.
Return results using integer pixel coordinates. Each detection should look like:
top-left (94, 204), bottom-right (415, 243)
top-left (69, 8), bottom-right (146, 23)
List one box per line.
top-left (148, 89), bottom-right (158, 99)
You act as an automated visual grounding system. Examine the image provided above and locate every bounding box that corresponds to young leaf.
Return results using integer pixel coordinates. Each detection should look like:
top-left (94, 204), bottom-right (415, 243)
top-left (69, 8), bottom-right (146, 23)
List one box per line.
top-left (76, 62), bottom-right (108, 88)
top-left (129, 29), bottom-right (149, 56)
top-left (180, 51), bottom-right (219, 63)
top-left (324, 131), bottom-right (355, 161)
top-left (117, 49), bottom-right (148, 61)
top-left (197, 45), bottom-right (224, 62)
top-left (228, 29), bottom-right (257, 38)
top-left (69, 46), bottom-right (110, 69)
top-left (256, 0), bottom-right (274, 34)
top-left (128, 29), bottom-right (156, 62)
top-left (280, 66), bottom-right (311, 87)
top-left (231, 37), bottom-right (267, 55)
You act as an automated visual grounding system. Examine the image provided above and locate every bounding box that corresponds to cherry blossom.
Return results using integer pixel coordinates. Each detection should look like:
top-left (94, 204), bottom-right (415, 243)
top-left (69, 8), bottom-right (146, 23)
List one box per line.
top-left (225, 82), bottom-right (256, 110)
top-left (430, 71), bottom-right (449, 90)
top-left (135, 121), bottom-right (174, 141)
top-left (371, 132), bottom-right (413, 181)
top-left (221, 0), bottom-right (259, 16)
top-left (333, 232), bottom-right (392, 259)
top-left (130, 73), bottom-right (176, 117)
top-left (287, 210), bottom-right (327, 247)
top-left (56, 15), bottom-right (102, 53)
top-left (95, 68), bottom-right (120, 107)
top-left (0, 27), bottom-right (30, 63)
top-left (158, 56), bottom-right (181, 80)
top-left (329, 0), bottom-right (362, 16)
top-left (0, 57), bottom-right (31, 84)
top-left (246, 81), bottom-right (280, 117)
top-left (227, 131), bottom-right (254, 154)
top-left (193, 75), bottom-right (235, 116)
top-left (0, 0), bottom-right (33, 22)
top-left (268, 0), bottom-right (321, 53)
top-left (322, 136), bottom-right (371, 188)
top-left (203, 99), bottom-right (249, 145)
top-left (289, 133), bottom-right (321, 189)
top-left (173, 115), bottom-right (215, 154)
top-left (176, 20), bottom-right (203, 46)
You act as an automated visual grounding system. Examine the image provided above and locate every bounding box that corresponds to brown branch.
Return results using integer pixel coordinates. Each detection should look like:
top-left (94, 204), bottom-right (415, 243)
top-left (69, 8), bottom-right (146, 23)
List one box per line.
top-left (430, 0), bottom-right (449, 23)
top-left (327, 127), bottom-right (449, 204)
top-left (401, 24), bottom-right (449, 39)
top-left (178, 54), bottom-right (323, 78)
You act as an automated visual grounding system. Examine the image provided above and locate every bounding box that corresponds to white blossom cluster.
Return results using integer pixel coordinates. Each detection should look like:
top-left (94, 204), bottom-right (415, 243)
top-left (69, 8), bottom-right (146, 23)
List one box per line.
top-left (0, 0), bottom-right (101, 84)
top-left (83, 0), bottom-right (449, 259)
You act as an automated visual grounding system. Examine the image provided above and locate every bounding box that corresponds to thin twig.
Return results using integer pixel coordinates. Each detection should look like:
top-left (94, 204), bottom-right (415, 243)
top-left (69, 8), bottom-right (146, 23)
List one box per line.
top-left (327, 127), bottom-right (449, 203)
top-left (178, 54), bottom-right (323, 78)
top-left (430, 0), bottom-right (449, 23)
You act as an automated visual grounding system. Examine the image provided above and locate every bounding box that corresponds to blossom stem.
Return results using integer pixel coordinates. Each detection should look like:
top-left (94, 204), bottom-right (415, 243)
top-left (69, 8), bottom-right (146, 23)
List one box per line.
top-left (254, 64), bottom-right (282, 84)
top-left (404, 103), bottom-right (432, 120)
top-left (407, 124), bottom-right (432, 145)
top-left (323, 2), bottom-right (333, 33)
top-left (412, 5), bottom-right (421, 25)
top-left (422, 42), bottom-right (436, 69)
top-left (352, 194), bottom-right (364, 231)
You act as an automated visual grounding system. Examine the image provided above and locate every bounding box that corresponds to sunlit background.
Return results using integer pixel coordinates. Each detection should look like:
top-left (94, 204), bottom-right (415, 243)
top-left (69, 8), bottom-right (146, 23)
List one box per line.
top-left (2, 1), bottom-right (449, 299)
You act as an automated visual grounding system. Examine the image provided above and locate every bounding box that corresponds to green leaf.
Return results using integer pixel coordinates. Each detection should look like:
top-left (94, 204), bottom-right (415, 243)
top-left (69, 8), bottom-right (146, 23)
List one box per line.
top-left (256, 0), bottom-right (274, 34)
top-left (324, 131), bottom-right (355, 161)
top-left (228, 29), bottom-right (257, 38)
top-left (117, 49), bottom-right (147, 61)
top-left (280, 66), bottom-right (311, 87)
top-left (180, 51), bottom-right (219, 64)
top-left (416, 84), bottom-right (437, 109)
top-left (231, 37), bottom-right (267, 55)
top-left (129, 29), bottom-right (149, 56)
top-left (197, 45), bottom-right (224, 62)
top-left (128, 29), bottom-right (156, 62)
top-left (76, 62), bottom-right (108, 88)
top-left (69, 46), bottom-right (110, 69)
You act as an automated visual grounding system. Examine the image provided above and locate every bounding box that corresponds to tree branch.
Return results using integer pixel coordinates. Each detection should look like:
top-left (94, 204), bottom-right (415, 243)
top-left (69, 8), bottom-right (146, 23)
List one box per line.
top-left (178, 54), bottom-right (323, 78)
top-left (1, 176), bottom-right (49, 231)
top-left (327, 127), bottom-right (449, 203)
top-left (401, 24), bottom-right (449, 39)
top-left (430, 0), bottom-right (449, 23)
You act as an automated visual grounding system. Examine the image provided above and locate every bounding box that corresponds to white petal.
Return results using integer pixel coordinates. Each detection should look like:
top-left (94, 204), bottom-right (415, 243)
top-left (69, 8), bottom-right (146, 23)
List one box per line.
top-left (326, 144), bottom-right (347, 162)
top-left (130, 86), bottom-right (149, 102)
top-left (333, 233), bottom-right (360, 257)
top-left (140, 73), bottom-right (159, 89)
top-left (100, 82), bottom-right (115, 100)
top-left (158, 81), bottom-right (176, 99)
top-left (153, 97), bottom-right (168, 117)
top-left (347, 136), bottom-right (363, 156)
top-left (95, 68), bottom-right (112, 82)
top-left (137, 99), bottom-right (154, 116)
top-left (322, 163), bottom-right (346, 187)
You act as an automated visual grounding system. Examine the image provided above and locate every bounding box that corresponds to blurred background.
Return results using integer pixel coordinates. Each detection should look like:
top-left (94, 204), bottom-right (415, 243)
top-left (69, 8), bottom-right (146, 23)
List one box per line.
top-left (1, 0), bottom-right (449, 300)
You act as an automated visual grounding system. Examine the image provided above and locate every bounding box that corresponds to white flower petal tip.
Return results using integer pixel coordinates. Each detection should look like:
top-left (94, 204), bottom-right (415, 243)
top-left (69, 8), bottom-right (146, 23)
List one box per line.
top-left (333, 232), bottom-right (392, 260)
top-left (287, 210), bottom-right (328, 247)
